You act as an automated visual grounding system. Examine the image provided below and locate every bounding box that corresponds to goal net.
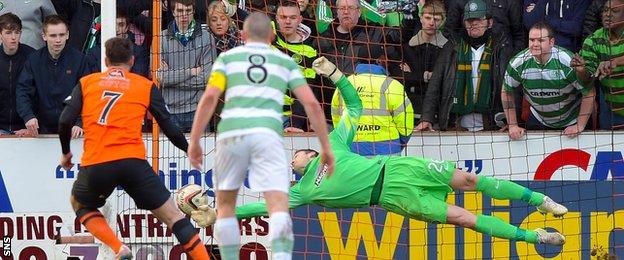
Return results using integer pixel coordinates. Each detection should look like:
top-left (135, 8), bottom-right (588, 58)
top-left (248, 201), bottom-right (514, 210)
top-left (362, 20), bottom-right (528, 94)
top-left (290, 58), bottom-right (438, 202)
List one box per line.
top-left (106, 0), bottom-right (624, 259)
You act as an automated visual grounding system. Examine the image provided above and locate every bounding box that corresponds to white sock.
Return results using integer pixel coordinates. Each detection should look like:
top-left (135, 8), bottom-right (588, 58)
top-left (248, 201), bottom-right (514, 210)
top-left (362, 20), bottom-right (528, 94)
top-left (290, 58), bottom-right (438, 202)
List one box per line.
top-left (214, 217), bottom-right (240, 260)
top-left (269, 211), bottom-right (293, 260)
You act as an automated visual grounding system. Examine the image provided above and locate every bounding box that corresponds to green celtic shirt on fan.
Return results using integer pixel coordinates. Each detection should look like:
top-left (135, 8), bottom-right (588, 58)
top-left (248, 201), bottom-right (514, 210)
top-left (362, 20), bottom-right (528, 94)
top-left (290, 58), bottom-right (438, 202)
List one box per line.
top-left (580, 28), bottom-right (624, 117)
top-left (211, 42), bottom-right (307, 140)
top-left (503, 46), bottom-right (590, 128)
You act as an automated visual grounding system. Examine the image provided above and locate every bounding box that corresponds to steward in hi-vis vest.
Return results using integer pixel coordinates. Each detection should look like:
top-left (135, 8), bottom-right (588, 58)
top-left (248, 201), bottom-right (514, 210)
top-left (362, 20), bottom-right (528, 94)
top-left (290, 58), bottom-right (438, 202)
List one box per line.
top-left (331, 64), bottom-right (414, 156)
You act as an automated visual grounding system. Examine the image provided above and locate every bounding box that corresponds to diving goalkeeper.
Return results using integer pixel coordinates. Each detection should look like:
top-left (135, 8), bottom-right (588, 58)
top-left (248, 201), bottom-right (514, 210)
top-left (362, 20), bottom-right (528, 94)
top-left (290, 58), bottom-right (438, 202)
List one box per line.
top-left (192, 57), bottom-right (568, 245)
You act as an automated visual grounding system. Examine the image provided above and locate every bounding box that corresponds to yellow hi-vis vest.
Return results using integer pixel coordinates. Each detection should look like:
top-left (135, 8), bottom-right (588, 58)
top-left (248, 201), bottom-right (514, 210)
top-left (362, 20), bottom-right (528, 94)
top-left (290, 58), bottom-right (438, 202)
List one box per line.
top-left (331, 74), bottom-right (414, 155)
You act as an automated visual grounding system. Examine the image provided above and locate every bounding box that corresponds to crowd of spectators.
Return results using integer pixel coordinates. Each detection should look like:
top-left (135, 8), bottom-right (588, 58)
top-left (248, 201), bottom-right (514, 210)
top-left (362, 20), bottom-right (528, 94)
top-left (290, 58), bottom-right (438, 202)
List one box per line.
top-left (2, 0), bottom-right (624, 142)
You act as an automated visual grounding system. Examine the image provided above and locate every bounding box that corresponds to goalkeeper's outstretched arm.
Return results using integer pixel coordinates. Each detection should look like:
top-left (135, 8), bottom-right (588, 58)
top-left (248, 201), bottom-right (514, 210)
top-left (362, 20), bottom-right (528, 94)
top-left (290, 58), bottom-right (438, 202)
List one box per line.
top-left (190, 184), bottom-right (309, 227)
top-left (313, 57), bottom-right (362, 148)
top-left (235, 183), bottom-right (308, 219)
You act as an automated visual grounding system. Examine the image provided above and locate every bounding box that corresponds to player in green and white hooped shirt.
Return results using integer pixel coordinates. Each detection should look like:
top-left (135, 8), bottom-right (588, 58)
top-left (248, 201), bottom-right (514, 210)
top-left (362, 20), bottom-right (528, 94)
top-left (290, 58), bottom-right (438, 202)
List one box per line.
top-left (188, 13), bottom-right (335, 260)
top-left (502, 21), bottom-right (595, 140)
top-left (191, 57), bottom-right (569, 247)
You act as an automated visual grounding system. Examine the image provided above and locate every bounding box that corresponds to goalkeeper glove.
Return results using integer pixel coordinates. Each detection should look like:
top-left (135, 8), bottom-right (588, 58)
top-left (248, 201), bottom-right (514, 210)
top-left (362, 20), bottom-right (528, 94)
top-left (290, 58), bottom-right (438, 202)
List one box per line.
top-left (313, 56), bottom-right (343, 83)
top-left (190, 205), bottom-right (217, 227)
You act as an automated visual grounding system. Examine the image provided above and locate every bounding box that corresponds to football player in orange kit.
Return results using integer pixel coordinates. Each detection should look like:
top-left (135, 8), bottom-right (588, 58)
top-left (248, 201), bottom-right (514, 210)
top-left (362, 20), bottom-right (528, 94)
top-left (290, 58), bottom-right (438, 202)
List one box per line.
top-left (58, 37), bottom-right (210, 260)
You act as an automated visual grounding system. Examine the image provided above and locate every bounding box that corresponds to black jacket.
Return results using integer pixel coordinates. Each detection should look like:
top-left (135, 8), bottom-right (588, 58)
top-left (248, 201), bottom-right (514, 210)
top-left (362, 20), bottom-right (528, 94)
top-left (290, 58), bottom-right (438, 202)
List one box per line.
top-left (86, 32), bottom-right (150, 77)
top-left (53, 0), bottom-right (101, 53)
top-left (582, 0), bottom-right (606, 38)
top-left (16, 46), bottom-right (93, 133)
top-left (399, 32), bottom-right (448, 114)
top-left (445, 0), bottom-right (526, 52)
top-left (420, 36), bottom-right (514, 130)
top-left (318, 19), bottom-right (401, 74)
top-left (0, 44), bottom-right (35, 132)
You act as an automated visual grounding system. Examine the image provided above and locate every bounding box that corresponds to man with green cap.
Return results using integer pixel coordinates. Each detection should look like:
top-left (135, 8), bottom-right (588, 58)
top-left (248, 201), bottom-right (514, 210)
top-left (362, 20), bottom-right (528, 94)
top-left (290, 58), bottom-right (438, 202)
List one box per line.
top-left (416, 0), bottom-right (514, 132)
top-left (445, 0), bottom-right (525, 52)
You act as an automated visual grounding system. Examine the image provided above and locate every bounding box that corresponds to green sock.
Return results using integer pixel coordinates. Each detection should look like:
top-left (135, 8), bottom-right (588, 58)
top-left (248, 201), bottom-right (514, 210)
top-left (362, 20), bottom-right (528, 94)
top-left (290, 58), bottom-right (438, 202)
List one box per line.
top-left (272, 236), bottom-right (294, 256)
top-left (476, 176), bottom-right (545, 206)
top-left (219, 245), bottom-right (240, 260)
top-left (475, 214), bottom-right (538, 243)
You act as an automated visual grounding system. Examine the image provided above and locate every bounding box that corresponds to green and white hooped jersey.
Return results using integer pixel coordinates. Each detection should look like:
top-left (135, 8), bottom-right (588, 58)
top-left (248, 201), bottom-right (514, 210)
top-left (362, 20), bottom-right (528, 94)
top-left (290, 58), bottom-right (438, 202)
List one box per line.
top-left (503, 46), bottom-right (590, 128)
top-left (211, 42), bottom-right (307, 140)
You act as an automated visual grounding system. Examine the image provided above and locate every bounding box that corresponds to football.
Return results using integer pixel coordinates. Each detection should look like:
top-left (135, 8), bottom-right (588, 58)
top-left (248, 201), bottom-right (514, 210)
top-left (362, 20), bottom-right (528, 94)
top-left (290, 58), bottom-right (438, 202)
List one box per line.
top-left (175, 184), bottom-right (208, 215)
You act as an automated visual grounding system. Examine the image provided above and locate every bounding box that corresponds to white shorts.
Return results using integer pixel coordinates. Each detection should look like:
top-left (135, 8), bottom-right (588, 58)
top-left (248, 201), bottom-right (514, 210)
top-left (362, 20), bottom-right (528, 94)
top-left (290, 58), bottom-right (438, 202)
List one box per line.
top-left (213, 133), bottom-right (289, 193)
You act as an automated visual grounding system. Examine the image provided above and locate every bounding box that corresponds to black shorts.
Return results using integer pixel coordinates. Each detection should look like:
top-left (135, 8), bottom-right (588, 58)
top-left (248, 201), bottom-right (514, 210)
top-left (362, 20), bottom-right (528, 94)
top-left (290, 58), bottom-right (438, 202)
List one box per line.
top-left (71, 158), bottom-right (171, 210)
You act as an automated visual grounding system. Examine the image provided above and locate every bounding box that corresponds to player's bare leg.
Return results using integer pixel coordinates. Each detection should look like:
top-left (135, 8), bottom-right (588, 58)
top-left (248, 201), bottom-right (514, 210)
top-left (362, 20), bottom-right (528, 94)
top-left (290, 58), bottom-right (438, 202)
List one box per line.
top-left (445, 204), bottom-right (565, 245)
top-left (264, 190), bottom-right (293, 260)
top-left (449, 169), bottom-right (568, 216)
top-left (151, 198), bottom-right (210, 259)
top-left (150, 199), bottom-right (185, 227)
top-left (70, 195), bottom-right (131, 259)
top-left (214, 189), bottom-right (241, 260)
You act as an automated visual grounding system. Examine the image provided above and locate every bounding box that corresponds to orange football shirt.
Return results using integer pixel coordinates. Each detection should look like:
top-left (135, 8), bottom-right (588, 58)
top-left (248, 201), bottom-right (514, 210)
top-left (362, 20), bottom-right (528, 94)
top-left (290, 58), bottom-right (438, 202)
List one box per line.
top-left (79, 68), bottom-right (152, 166)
